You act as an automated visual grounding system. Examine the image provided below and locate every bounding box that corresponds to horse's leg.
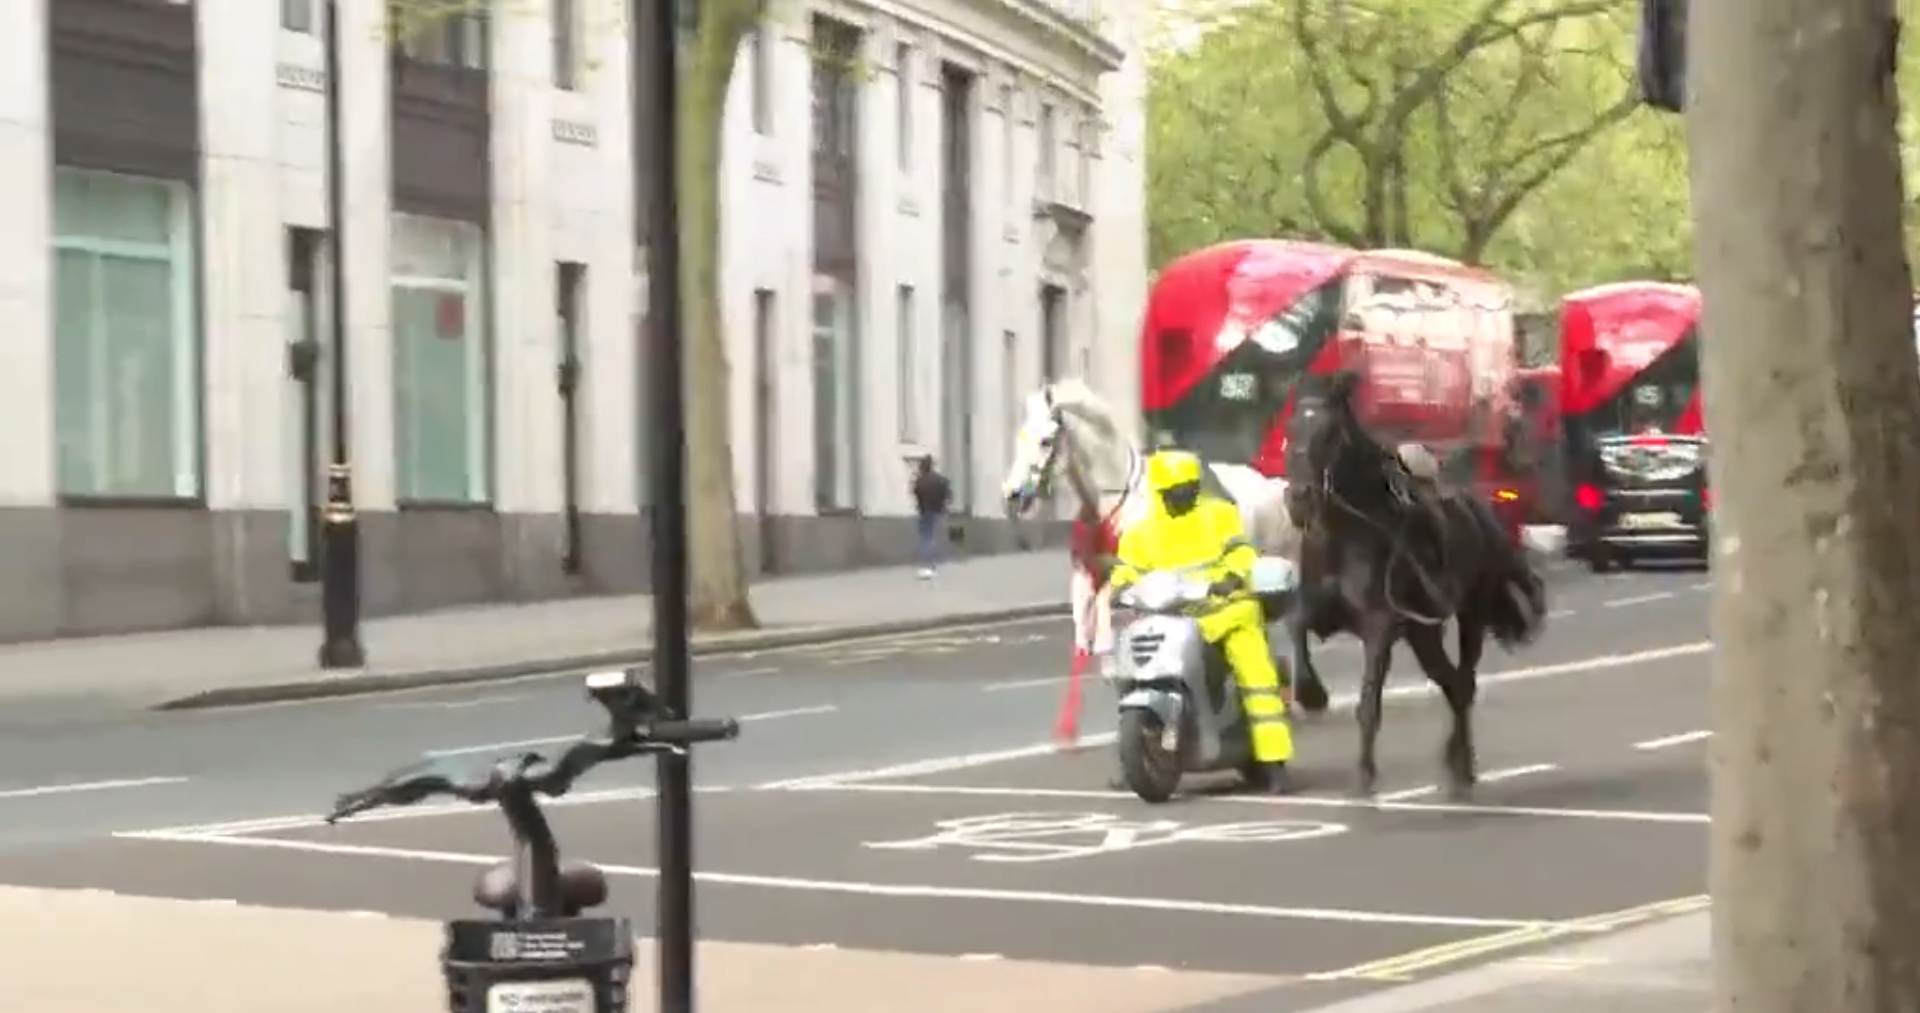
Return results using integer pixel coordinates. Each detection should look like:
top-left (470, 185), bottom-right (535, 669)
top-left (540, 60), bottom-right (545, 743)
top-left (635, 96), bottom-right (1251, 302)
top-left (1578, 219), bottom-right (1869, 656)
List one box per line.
top-left (1287, 593), bottom-right (1330, 714)
top-left (1405, 621), bottom-right (1473, 799)
top-left (1353, 614), bottom-right (1395, 797)
top-left (1447, 613), bottom-right (1487, 795)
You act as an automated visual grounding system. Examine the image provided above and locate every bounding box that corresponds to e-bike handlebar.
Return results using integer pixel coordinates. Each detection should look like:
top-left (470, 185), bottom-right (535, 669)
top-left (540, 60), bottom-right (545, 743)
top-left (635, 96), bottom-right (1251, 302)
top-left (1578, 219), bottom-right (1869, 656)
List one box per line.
top-left (326, 717), bottom-right (740, 825)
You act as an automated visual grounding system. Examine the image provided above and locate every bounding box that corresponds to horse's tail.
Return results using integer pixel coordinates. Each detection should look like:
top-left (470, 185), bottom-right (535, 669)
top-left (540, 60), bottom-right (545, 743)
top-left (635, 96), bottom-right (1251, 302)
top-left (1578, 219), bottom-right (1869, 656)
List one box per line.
top-left (1470, 503), bottom-right (1547, 650)
top-left (1484, 553), bottom-right (1548, 649)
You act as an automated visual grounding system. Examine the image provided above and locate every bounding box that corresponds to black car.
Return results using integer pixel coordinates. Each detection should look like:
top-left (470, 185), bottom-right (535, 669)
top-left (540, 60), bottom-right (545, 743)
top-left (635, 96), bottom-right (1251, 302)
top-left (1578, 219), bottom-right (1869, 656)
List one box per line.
top-left (1567, 432), bottom-right (1710, 571)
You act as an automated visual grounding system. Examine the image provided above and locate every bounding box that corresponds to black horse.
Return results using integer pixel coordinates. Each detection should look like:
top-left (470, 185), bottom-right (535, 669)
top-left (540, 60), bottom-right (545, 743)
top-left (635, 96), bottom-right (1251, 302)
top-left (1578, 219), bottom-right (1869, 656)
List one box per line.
top-left (1284, 371), bottom-right (1549, 798)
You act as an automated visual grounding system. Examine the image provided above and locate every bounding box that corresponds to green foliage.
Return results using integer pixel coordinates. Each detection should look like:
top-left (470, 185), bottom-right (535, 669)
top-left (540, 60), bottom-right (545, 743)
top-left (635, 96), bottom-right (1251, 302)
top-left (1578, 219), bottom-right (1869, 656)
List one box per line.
top-left (1147, 0), bottom-right (1685, 296)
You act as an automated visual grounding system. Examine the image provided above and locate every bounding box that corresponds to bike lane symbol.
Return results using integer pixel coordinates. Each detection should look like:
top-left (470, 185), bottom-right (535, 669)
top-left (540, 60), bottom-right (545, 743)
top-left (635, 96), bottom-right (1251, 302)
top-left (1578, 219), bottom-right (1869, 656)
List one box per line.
top-left (863, 811), bottom-right (1347, 863)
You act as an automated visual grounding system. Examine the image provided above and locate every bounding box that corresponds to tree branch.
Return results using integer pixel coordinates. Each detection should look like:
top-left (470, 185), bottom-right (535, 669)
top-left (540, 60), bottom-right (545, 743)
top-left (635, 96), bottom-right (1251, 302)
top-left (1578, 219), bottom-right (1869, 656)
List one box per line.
top-left (1464, 91), bottom-right (1640, 259)
top-left (1299, 128), bottom-right (1367, 247)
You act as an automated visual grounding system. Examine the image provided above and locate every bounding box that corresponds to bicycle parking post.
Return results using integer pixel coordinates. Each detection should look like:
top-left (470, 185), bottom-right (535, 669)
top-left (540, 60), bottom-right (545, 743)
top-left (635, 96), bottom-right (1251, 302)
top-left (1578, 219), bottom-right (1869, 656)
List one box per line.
top-left (635, 1), bottom-right (699, 1010)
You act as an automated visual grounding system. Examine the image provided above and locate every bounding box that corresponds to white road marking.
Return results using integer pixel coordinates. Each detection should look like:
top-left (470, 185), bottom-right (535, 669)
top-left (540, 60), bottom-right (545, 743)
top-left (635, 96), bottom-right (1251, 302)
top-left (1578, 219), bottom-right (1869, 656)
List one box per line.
top-left (1635, 729), bottom-right (1712, 751)
top-left (717, 666), bottom-right (780, 680)
top-left (121, 784), bottom-right (736, 839)
top-left (425, 704), bottom-right (838, 758)
top-left (125, 829), bottom-right (1569, 931)
top-left (1478, 763), bottom-right (1558, 783)
top-left (1376, 785), bottom-right (1438, 802)
top-left (959, 953), bottom-right (1004, 961)
top-left (1691, 582), bottom-right (1712, 592)
top-left (983, 675), bottom-right (1068, 692)
top-left (1603, 591), bottom-right (1676, 609)
top-left (377, 695), bottom-right (527, 712)
top-left (0, 776), bottom-right (189, 800)
top-left (739, 704), bottom-right (841, 722)
top-left (801, 782), bottom-right (1710, 825)
top-left (766, 640), bottom-right (1714, 790)
top-left (1548, 609), bottom-right (1577, 620)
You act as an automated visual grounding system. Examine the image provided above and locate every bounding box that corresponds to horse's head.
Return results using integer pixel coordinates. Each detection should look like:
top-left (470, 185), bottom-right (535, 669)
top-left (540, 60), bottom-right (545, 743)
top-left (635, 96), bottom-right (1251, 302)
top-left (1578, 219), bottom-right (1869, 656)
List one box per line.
top-left (1284, 370), bottom-right (1364, 527)
top-left (1002, 386), bottom-right (1066, 518)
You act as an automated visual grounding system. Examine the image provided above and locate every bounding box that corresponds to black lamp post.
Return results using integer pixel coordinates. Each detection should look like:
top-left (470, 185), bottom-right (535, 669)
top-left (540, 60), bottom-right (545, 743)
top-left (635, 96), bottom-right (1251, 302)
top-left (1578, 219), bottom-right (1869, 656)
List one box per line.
top-left (319, 0), bottom-right (366, 670)
top-left (637, 0), bottom-right (698, 1009)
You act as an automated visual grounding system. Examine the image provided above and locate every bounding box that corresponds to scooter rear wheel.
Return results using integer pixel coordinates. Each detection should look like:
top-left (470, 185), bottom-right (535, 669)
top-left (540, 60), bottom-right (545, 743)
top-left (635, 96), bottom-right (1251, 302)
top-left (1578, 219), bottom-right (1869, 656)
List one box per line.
top-left (1118, 709), bottom-right (1184, 803)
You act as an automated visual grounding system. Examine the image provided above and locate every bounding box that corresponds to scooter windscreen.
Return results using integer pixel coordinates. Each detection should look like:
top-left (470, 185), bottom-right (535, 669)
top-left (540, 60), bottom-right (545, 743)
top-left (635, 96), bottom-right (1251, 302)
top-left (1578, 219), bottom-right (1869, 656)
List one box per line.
top-left (1118, 566), bottom-right (1214, 613)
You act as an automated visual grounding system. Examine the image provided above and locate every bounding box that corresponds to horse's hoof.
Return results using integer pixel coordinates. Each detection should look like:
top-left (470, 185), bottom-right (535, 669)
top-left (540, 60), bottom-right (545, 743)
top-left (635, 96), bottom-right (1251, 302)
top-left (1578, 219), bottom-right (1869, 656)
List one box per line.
top-left (1296, 680), bottom-right (1330, 713)
top-left (1352, 772), bottom-right (1377, 799)
top-left (1445, 780), bottom-right (1475, 803)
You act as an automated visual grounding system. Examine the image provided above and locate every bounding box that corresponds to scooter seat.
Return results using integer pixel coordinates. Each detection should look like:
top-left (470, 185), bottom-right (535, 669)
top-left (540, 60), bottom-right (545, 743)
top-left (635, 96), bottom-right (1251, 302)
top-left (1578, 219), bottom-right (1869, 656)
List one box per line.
top-left (473, 859), bottom-right (609, 916)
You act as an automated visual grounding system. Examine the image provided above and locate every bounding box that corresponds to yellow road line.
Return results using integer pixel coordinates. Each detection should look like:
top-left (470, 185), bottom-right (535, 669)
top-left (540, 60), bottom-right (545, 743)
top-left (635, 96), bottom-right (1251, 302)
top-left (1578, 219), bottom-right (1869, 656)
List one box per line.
top-left (1306, 893), bottom-right (1709, 983)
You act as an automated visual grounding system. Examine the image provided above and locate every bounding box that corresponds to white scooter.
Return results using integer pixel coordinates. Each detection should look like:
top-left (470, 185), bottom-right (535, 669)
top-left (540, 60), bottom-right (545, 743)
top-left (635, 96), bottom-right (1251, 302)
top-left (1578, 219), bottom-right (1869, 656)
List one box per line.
top-left (1106, 556), bottom-right (1298, 803)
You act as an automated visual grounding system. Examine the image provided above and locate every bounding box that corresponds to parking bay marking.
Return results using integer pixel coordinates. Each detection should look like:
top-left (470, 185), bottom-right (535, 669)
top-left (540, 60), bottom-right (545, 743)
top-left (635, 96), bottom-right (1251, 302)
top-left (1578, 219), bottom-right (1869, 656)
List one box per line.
top-left (863, 810), bottom-right (1346, 863)
top-left (119, 828), bottom-right (1562, 931)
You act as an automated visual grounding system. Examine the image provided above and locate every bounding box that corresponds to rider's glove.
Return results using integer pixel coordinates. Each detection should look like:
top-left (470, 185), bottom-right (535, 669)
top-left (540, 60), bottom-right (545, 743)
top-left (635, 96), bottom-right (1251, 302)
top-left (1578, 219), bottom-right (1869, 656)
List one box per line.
top-left (1209, 575), bottom-right (1244, 598)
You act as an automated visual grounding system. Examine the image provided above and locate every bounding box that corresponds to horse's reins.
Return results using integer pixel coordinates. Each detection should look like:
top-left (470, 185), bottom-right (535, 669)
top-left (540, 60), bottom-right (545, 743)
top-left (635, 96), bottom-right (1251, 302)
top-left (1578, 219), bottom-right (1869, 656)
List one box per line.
top-left (1310, 423), bottom-right (1457, 627)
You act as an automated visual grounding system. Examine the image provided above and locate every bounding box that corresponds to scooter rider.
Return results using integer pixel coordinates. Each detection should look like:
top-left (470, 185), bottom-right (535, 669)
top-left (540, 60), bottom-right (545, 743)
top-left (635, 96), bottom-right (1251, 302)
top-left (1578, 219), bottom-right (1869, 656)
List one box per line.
top-left (1110, 450), bottom-right (1295, 794)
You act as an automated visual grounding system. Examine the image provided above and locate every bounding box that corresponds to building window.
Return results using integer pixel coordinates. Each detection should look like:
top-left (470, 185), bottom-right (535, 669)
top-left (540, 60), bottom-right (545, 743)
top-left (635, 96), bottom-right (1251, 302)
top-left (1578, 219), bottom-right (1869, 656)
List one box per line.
top-left (897, 284), bottom-right (917, 442)
top-left (390, 213), bottom-right (490, 504)
top-left (895, 42), bottom-right (913, 171)
top-left (1038, 102), bottom-right (1056, 201)
top-left (553, 0), bottom-right (579, 89)
top-left (750, 22), bottom-right (773, 135)
top-left (812, 276), bottom-right (857, 511)
top-left (51, 167), bottom-right (200, 500)
top-left (396, 7), bottom-right (487, 70)
top-left (283, 0), bottom-right (313, 33)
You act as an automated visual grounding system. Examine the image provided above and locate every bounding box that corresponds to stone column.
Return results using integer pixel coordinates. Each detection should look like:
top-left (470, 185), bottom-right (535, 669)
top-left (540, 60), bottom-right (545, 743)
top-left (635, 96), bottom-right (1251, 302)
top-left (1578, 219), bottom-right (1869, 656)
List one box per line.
top-left (490, 0), bottom-right (565, 598)
top-left (198, 0), bottom-right (293, 622)
top-left (0, 0), bottom-right (57, 637)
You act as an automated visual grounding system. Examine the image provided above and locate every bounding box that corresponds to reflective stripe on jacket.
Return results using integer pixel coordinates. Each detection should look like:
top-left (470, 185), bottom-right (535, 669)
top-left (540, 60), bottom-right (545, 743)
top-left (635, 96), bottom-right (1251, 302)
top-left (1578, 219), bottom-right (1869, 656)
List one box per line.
top-left (1110, 497), bottom-right (1253, 589)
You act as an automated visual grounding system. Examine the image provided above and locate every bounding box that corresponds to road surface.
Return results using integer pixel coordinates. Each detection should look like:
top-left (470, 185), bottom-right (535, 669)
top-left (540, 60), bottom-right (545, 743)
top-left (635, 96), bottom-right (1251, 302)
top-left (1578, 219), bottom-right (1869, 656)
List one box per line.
top-left (0, 562), bottom-right (1714, 1011)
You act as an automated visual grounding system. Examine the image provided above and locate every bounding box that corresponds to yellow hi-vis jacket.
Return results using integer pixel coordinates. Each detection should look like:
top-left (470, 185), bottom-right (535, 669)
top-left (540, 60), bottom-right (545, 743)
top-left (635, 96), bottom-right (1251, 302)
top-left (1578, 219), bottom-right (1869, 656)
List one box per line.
top-left (1110, 496), bottom-right (1254, 594)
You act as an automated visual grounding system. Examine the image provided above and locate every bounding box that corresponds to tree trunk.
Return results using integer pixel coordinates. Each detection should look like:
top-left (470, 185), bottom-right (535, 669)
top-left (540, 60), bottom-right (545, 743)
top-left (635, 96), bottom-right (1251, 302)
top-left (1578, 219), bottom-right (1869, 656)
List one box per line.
top-left (678, 1), bottom-right (763, 630)
top-left (1687, 1), bottom-right (1920, 1009)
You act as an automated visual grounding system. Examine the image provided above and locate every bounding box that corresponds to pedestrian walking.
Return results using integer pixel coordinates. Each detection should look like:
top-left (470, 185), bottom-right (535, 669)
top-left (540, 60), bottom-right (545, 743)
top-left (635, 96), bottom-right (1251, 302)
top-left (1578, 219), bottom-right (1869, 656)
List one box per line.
top-left (911, 454), bottom-right (953, 579)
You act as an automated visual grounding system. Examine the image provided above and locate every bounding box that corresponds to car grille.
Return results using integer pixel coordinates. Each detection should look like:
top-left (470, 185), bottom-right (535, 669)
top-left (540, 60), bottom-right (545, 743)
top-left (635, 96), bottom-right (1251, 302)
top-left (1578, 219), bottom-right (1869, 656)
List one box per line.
top-left (1129, 631), bottom-right (1165, 667)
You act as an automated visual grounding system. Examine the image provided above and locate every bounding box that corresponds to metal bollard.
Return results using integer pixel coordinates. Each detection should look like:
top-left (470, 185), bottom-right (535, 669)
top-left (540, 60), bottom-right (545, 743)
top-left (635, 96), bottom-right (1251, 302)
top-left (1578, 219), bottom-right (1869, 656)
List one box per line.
top-left (442, 917), bottom-right (634, 1013)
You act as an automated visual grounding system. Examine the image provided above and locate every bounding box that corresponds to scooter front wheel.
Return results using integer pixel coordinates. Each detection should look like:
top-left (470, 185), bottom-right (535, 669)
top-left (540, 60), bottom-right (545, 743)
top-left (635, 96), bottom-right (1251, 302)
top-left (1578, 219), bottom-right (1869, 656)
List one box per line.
top-left (1117, 709), bottom-right (1184, 803)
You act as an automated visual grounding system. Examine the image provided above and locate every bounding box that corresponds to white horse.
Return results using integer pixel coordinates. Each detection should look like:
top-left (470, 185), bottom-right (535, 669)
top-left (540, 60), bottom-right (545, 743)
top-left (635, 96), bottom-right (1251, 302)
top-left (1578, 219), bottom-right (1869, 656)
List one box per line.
top-left (1000, 379), bottom-right (1333, 724)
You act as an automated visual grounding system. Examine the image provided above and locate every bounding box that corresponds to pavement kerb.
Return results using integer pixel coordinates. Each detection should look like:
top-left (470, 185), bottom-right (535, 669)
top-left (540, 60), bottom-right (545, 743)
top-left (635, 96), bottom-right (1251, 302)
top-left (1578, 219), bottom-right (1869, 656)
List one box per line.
top-left (154, 601), bottom-right (1072, 712)
top-left (151, 553), bottom-right (1585, 713)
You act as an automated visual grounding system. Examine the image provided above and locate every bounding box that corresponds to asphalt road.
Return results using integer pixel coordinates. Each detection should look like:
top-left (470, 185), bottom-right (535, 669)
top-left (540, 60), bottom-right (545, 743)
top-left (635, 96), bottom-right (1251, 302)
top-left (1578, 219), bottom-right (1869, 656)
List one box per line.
top-left (0, 561), bottom-right (1715, 1010)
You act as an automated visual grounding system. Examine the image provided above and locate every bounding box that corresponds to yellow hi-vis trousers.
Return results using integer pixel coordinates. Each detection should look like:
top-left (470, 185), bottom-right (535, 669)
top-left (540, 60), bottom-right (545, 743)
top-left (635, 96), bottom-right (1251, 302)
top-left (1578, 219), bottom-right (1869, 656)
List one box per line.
top-left (1197, 598), bottom-right (1294, 764)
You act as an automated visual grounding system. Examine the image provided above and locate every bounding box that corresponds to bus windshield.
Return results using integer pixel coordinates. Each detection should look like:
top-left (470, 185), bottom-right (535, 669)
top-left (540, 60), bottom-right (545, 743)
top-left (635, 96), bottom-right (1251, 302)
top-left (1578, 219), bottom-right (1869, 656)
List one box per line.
top-left (1568, 326), bottom-right (1700, 440)
top-left (1146, 278), bottom-right (1343, 461)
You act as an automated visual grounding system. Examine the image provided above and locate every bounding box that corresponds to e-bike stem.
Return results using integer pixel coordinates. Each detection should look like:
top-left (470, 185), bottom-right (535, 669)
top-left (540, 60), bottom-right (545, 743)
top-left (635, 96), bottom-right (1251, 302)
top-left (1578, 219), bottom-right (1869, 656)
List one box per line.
top-left (498, 783), bottom-right (562, 918)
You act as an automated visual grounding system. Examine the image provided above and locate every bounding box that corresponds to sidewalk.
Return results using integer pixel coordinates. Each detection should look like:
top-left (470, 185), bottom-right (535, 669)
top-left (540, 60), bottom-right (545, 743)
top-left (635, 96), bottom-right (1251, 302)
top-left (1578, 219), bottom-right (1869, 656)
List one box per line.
top-left (1, 884), bottom-right (1291, 1013)
top-left (0, 550), bottom-right (1073, 716)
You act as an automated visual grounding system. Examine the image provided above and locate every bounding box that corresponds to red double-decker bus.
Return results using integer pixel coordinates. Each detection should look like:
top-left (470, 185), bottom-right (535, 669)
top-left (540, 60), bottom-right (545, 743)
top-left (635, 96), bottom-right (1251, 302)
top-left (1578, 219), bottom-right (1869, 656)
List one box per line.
top-left (1558, 281), bottom-right (1708, 570)
top-left (1139, 239), bottom-right (1523, 532)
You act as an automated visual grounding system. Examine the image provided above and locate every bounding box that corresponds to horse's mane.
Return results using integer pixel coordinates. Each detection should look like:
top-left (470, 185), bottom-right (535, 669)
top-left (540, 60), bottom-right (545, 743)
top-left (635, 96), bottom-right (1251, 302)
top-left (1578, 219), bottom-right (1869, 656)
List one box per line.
top-left (1045, 379), bottom-right (1127, 448)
